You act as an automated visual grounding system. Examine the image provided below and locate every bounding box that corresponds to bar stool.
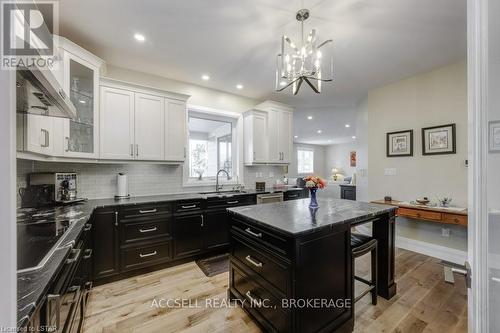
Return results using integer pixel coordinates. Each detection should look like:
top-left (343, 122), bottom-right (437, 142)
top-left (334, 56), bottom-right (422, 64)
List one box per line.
top-left (351, 233), bottom-right (378, 305)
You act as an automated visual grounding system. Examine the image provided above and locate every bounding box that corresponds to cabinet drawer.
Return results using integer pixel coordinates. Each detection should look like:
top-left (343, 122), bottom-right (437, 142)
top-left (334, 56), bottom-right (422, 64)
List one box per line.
top-left (231, 235), bottom-right (290, 295)
top-left (121, 242), bottom-right (171, 271)
top-left (174, 201), bottom-right (203, 214)
top-left (230, 261), bottom-right (290, 332)
top-left (231, 218), bottom-right (292, 257)
top-left (206, 195), bottom-right (255, 209)
top-left (398, 208), bottom-right (442, 221)
top-left (122, 203), bottom-right (172, 219)
top-left (443, 213), bottom-right (468, 226)
top-left (121, 219), bottom-right (171, 244)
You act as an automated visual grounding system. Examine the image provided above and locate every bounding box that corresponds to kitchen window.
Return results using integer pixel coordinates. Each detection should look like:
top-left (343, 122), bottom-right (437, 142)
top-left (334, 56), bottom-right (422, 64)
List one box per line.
top-left (297, 149), bottom-right (314, 174)
top-left (185, 110), bottom-right (237, 184)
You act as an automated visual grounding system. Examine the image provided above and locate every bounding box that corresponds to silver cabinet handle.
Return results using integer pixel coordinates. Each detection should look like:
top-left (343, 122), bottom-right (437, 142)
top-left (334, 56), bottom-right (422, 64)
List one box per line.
top-left (245, 228), bottom-right (262, 238)
top-left (65, 248), bottom-right (81, 264)
top-left (136, 144), bottom-right (139, 157)
top-left (46, 294), bottom-right (61, 330)
top-left (245, 255), bottom-right (263, 267)
top-left (139, 209), bottom-right (157, 214)
top-left (227, 200), bottom-right (239, 204)
top-left (130, 144), bottom-right (134, 157)
top-left (200, 214), bottom-right (204, 227)
top-left (288, 194), bottom-right (298, 198)
top-left (245, 291), bottom-right (262, 307)
top-left (115, 211), bottom-right (118, 226)
top-left (84, 223), bottom-right (92, 231)
top-left (139, 251), bottom-right (157, 258)
top-left (184, 147), bottom-right (186, 158)
top-left (83, 249), bottom-right (93, 259)
top-left (64, 285), bottom-right (81, 305)
top-left (491, 277), bottom-right (500, 283)
top-left (65, 136), bottom-right (70, 152)
top-left (40, 129), bottom-right (49, 147)
top-left (139, 226), bottom-right (157, 233)
top-left (181, 204), bottom-right (197, 209)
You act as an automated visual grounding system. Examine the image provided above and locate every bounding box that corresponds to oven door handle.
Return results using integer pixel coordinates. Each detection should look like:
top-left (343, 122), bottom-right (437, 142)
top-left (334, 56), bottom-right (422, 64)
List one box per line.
top-left (46, 294), bottom-right (61, 331)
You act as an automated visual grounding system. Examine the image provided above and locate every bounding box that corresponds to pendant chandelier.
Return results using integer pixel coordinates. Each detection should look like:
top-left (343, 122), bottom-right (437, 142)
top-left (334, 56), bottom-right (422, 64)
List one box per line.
top-left (276, 9), bottom-right (333, 95)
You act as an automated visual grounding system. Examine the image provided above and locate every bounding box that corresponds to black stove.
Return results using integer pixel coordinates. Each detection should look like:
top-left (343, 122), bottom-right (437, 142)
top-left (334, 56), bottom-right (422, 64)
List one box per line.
top-left (17, 208), bottom-right (80, 271)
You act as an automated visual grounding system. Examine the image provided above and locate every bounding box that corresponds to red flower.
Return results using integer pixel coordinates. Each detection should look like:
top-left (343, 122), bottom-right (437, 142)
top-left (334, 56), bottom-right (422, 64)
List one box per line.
top-left (303, 175), bottom-right (326, 189)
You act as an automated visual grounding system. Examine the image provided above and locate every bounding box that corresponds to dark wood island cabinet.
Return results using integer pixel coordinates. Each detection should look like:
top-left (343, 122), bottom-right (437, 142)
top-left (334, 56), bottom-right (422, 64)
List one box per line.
top-left (227, 198), bottom-right (397, 333)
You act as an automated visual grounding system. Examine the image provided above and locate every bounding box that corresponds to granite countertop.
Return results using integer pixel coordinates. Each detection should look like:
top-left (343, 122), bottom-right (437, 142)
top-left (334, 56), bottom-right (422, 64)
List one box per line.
top-left (227, 198), bottom-right (397, 237)
top-left (16, 188), bottom-right (305, 327)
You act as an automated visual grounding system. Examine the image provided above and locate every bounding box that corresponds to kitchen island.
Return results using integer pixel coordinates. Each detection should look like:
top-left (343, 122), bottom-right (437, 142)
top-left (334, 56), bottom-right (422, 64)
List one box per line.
top-left (227, 198), bottom-right (397, 333)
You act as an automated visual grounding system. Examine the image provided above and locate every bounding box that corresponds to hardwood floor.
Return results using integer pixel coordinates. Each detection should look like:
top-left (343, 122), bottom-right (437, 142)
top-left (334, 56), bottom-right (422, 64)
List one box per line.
top-left (83, 248), bottom-right (467, 333)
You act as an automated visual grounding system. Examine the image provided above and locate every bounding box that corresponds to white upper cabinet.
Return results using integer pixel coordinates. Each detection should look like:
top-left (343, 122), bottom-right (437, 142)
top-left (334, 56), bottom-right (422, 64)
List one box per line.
top-left (134, 93), bottom-right (165, 161)
top-left (243, 110), bottom-right (269, 164)
top-left (59, 37), bottom-right (105, 158)
top-left (99, 78), bottom-right (189, 162)
top-left (243, 101), bottom-right (293, 165)
top-left (99, 86), bottom-right (135, 160)
top-left (165, 100), bottom-right (187, 162)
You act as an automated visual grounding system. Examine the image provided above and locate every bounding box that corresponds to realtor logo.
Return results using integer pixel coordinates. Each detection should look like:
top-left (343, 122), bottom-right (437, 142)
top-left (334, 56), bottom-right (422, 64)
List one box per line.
top-left (1, 1), bottom-right (58, 69)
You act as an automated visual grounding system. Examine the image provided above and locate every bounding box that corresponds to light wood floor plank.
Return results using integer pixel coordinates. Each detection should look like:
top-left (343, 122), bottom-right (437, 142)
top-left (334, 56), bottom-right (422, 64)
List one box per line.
top-left (83, 248), bottom-right (467, 333)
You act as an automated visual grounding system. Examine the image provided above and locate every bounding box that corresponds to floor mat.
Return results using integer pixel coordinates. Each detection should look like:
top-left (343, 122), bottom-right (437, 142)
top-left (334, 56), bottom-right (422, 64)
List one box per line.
top-left (195, 253), bottom-right (229, 277)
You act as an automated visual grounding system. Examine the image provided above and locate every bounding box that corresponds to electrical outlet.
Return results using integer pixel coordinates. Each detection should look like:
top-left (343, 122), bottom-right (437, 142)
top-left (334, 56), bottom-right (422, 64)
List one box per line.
top-left (441, 228), bottom-right (451, 237)
top-left (384, 168), bottom-right (397, 176)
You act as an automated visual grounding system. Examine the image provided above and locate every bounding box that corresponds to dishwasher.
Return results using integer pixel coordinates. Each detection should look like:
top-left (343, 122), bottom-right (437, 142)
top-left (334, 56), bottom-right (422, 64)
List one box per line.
top-left (256, 192), bottom-right (284, 204)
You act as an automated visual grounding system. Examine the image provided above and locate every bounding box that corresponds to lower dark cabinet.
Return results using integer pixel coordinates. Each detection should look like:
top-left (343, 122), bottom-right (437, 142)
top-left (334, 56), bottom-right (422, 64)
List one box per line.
top-left (173, 213), bottom-right (204, 259)
top-left (204, 210), bottom-right (230, 250)
top-left (92, 208), bottom-right (120, 279)
top-left (340, 185), bottom-right (356, 201)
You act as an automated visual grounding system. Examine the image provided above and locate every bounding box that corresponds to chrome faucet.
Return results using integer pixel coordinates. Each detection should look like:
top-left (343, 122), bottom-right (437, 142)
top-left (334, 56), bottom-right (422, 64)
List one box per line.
top-left (216, 169), bottom-right (231, 192)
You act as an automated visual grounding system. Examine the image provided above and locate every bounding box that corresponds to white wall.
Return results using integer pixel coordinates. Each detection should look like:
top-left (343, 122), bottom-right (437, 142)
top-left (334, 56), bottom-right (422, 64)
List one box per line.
top-left (325, 142), bottom-right (357, 179)
top-left (289, 143), bottom-right (326, 179)
top-left (367, 61), bottom-right (468, 252)
top-left (355, 97), bottom-right (369, 202)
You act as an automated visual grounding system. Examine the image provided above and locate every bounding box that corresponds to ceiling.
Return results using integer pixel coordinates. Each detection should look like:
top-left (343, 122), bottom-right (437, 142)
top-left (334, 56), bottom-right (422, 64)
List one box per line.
top-left (53, 0), bottom-right (466, 145)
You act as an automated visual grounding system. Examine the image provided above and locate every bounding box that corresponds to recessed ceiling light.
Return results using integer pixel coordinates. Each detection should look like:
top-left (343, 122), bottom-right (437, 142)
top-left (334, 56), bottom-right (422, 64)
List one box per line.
top-left (307, 116), bottom-right (313, 120)
top-left (352, 136), bottom-right (356, 139)
top-left (345, 124), bottom-right (350, 128)
top-left (236, 84), bottom-right (243, 90)
top-left (317, 130), bottom-right (322, 134)
top-left (134, 33), bottom-right (145, 42)
top-left (280, 81), bottom-right (287, 86)
top-left (294, 135), bottom-right (298, 139)
top-left (201, 74), bottom-right (210, 81)
top-left (78, 100), bottom-right (86, 104)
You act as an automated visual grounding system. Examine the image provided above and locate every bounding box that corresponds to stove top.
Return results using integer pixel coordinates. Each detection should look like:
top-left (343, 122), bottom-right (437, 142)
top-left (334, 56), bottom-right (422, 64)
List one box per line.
top-left (17, 208), bottom-right (81, 271)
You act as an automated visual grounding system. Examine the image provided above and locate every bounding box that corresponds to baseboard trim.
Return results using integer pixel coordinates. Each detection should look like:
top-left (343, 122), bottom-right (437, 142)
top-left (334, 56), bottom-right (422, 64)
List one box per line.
top-left (395, 236), bottom-right (467, 265)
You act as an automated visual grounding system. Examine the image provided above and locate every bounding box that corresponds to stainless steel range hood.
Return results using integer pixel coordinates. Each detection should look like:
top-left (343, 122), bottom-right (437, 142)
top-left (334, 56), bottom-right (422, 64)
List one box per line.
top-left (16, 65), bottom-right (77, 119)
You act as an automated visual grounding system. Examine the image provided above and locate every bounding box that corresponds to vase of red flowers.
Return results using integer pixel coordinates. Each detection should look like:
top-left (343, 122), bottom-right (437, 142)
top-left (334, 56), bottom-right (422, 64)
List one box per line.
top-left (304, 176), bottom-right (326, 208)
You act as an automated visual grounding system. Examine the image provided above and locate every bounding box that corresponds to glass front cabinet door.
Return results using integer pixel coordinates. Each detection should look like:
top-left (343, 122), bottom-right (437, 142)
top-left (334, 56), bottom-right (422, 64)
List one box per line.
top-left (61, 48), bottom-right (102, 158)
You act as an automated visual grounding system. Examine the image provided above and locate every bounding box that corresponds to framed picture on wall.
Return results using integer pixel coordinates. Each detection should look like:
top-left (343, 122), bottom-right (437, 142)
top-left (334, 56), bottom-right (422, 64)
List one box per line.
top-left (490, 120), bottom-right (500, 152)
top-left (386, 130), bottom-right (413, 157)
top-left (422, 123), bottom-right (456, 155)
top-left (350, 151), bottom-right (356, 167)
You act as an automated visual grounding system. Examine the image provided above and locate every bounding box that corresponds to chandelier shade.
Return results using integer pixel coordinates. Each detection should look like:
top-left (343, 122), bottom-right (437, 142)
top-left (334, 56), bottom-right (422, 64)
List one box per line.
top-left (275, 9), bottom-right (333, 95)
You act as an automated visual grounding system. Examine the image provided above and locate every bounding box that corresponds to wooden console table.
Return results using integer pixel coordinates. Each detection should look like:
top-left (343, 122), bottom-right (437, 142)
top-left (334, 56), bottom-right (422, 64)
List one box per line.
top-left (371, 200), bottom-right (468, 227)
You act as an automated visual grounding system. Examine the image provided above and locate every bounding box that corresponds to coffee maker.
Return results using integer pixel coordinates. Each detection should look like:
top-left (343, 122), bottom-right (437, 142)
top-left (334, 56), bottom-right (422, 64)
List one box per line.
top-left (20, 172), bottom-right (85, 207)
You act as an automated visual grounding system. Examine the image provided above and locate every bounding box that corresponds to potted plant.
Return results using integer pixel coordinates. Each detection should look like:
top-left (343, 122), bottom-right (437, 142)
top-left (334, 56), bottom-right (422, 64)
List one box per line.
top-left (304, 176), bottom-right (326, 208)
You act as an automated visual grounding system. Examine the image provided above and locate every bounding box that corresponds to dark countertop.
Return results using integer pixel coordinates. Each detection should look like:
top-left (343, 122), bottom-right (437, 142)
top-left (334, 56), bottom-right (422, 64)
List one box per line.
top-left (16, 188), bottom-right (304, 327)
top-left (227, 198), bottom-right (397, 237)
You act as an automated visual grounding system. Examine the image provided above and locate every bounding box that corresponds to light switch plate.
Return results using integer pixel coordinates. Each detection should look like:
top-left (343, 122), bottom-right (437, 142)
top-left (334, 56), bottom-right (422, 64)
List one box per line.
top-left (384, 168), bottom-right (397, 176)
top-left (441, 228), bottom-right (451, 237)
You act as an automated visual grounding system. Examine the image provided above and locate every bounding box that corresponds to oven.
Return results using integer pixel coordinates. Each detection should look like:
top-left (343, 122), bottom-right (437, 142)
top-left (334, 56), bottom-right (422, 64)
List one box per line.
top-left (44, 222), bottom-right (92, 333)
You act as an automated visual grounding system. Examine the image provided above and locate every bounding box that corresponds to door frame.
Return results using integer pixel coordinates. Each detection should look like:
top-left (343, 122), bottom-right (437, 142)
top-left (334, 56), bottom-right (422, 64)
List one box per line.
top-left (467, 0), bottom-right (489, 331)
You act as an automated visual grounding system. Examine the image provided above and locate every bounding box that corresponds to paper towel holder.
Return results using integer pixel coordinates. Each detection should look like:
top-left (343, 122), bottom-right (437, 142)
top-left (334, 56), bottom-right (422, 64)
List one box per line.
top-left (115, 172), bottom-right (130, 199)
